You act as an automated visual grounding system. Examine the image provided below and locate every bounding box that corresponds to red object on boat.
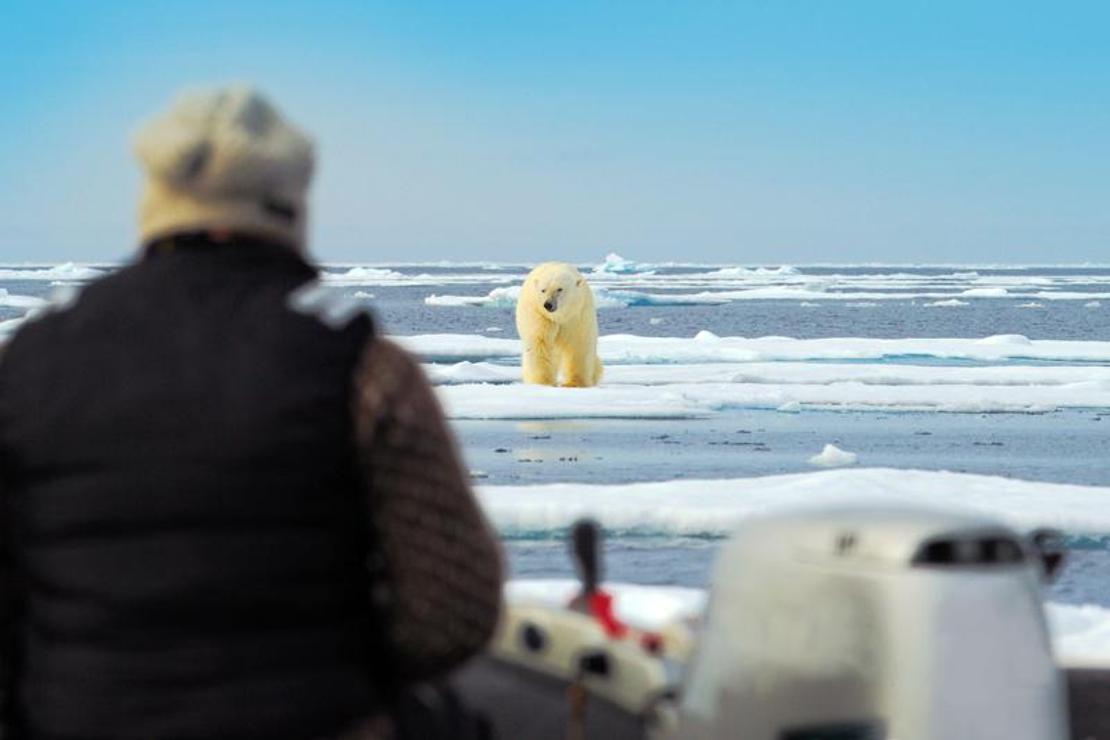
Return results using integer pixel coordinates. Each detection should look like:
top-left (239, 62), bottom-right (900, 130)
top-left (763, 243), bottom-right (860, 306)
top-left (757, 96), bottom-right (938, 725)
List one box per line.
top-left (587, 590), bottom-right (628, 638)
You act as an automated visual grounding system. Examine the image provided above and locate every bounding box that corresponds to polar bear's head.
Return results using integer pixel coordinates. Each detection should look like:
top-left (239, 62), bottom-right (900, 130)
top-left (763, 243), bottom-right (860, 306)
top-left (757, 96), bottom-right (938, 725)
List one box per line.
top-left (525, 261), bottom-right (589, 322)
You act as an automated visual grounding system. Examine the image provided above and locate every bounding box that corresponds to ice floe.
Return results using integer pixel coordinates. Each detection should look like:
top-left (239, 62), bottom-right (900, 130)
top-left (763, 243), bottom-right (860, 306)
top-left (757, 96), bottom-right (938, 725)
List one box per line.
top-left (425, 361), bottom-right (1110, 389)
top-left (477, 468), bottom-right (1110, 538)
top-left (0, 289), bottom-right (46, 309)
top-left (322, 267), bottom-right (406, 283)
top-left (415, 331), bottom-right (1110, 414)
top-left (398, 332), bottom-right (1110, 364)
top-left (437, 377), bottom-right (1110, 416)
top-left (424, 285), bottom-right (729, 308)
top-left (0, 263), bottom-right (105, 281)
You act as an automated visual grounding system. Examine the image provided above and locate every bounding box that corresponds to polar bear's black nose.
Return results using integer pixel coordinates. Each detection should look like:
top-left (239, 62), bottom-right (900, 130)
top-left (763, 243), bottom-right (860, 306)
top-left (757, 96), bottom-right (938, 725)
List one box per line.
top-left (543, 300), bottom-right (556, 312)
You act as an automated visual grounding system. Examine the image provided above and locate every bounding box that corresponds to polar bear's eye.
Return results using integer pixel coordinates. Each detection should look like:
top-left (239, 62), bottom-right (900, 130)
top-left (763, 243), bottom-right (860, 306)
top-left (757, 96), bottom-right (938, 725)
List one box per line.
top-left (557, 288), bottom-right (563, 293)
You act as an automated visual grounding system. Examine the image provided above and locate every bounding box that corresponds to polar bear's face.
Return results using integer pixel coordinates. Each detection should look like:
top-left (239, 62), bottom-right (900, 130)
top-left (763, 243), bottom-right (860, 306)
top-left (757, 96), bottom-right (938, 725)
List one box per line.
top-left (531, 267), bottom-right (583, 319)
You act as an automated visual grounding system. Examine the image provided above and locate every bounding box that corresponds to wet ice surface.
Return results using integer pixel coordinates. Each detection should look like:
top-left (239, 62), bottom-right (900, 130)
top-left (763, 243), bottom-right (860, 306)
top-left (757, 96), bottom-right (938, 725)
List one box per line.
top-left (457, 411), bottom-right (1110, 487)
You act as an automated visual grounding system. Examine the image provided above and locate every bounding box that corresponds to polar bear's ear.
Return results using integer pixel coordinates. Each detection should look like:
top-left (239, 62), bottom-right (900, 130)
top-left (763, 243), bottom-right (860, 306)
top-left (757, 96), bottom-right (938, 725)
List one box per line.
top-left (576, 278), bottom-right (583, 286)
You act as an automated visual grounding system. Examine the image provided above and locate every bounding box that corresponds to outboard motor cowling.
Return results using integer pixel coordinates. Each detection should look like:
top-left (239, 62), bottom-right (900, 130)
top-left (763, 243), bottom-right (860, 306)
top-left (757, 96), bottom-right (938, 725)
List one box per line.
top-left (677, 505), bottom-right (1067, 740)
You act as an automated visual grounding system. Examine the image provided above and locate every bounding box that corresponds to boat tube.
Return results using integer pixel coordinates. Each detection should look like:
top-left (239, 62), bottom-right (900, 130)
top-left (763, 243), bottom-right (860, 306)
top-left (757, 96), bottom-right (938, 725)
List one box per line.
top-left (456, 507), bottom-right (1109, 739)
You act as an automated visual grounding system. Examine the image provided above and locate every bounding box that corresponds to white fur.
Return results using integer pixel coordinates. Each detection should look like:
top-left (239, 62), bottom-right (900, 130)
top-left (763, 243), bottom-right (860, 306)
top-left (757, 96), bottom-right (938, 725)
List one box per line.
top-left (515, 262), bottom-right (603, 387)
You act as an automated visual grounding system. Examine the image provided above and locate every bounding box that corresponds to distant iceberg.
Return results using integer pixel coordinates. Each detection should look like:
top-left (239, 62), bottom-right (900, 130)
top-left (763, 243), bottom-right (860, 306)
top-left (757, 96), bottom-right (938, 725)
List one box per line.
top-left (591, 253), bottom-right (654, 275)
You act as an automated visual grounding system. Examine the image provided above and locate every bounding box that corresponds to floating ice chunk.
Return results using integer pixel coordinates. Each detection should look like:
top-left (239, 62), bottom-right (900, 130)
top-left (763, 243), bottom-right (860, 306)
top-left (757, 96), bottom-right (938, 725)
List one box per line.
top-left (0, 289), bottom-right (47, 309)
top-left (478, 468), bottom-right (1110, 538)
top-left (485, 326), bottom-right (504, 333)
top-left (323, 267), bottom-right (405, 283)
top-left (649, 317), bottom-right (665, 325)
top-left (925, 299), bottom-right (969, 307)
top-left (425, 286), bottom-right (521, 308)
top-left (1087, 301), bottom-right (1102, 308)
top-left (846, 301), bottom-right (878, 307)
top-left (352, 291), bottom-right (375, 299)
top-left (592, 253), bottom-right (653, 275)
top-left (435, 376), bottom-right (1110, 417)
top-left (600, 289), bottom-right (729, 307)
top-left (961, 287), bottom-right (1009, 297)
top-left (777, 401), bottom-right (802, 413)
top-left (808, 443), bottom-right (858, 467)
top-left (398, 332), bottom-right (1110, 365)
top-left (1018, 302), bottom-right (1044, 308)
top-left (707, 265), bottom-right (801, 278)
top-left (0, 263), bottom-right (105, 281)
top-left (424, 286), bottom-right (727, 309)
top-left (977, 334), bottom-right (1033, 346)
top-left (427, 361), bottom-right (515, 385)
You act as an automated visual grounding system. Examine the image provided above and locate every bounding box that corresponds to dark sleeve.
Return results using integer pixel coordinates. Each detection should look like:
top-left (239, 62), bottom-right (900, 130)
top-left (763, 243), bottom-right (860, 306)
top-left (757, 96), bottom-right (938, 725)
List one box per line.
top-left (0, 486), bottom-right (11, 738)
top-left (353, 338), bottom-right (503, 682)
top-left (0, 347), bottom-right (15, 735)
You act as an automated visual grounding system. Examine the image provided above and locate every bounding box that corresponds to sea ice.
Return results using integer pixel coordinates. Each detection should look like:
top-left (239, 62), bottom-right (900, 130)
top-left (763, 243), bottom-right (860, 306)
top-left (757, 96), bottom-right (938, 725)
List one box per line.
top-left (424, 360), bottom-right (1110, 389)
top-left (323, 267), bottom-right (406, 282)
top-left (477, 468), bottom-right (1110, 538)
top-left (397, 332), bottom-right (1110, 364)
top-left (436, 378), bottom-right (1107, 416)
top-left (592, 253), bottom-right (654, 275)
top-left (809, 443), bottom-right (858, 467)
top-left (0, 263), bottom-right (104, 281)
top-left (0, 289), bottom-right (46, 309)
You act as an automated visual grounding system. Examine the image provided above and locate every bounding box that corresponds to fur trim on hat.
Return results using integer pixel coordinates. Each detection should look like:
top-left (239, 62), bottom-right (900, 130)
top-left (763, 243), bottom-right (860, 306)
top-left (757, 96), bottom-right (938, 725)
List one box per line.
top-left (134, 86), bottom-right (314, 249)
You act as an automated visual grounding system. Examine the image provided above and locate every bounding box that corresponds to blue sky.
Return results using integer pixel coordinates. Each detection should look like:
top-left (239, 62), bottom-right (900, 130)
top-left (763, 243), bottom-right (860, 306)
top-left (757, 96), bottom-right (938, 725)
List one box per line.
top-left (1, 1), bottom-right (1107, 264)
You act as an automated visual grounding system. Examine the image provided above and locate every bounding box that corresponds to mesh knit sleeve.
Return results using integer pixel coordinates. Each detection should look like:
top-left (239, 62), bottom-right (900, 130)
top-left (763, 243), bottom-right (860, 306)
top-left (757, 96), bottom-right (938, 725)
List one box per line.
top-left (353, 338), bottom-right (503, 682)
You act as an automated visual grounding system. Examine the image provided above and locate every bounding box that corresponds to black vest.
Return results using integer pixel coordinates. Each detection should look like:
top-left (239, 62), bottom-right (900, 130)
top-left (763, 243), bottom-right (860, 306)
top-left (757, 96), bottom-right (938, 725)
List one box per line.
top-left (0, 239), bottom-right (378, 739)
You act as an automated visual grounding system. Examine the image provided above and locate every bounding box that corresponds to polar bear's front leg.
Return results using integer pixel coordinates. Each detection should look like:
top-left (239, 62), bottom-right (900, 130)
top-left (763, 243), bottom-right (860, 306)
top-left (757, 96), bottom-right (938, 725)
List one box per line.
top-left (559, 346), bottom-right (600, 388)
top-left (521, 340), bottom-right (558, 385)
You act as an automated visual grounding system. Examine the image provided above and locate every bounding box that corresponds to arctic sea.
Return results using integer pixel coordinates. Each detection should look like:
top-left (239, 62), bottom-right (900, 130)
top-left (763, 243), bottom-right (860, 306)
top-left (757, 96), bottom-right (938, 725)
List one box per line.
top-left (2, 256), bottom-right (1109, 653)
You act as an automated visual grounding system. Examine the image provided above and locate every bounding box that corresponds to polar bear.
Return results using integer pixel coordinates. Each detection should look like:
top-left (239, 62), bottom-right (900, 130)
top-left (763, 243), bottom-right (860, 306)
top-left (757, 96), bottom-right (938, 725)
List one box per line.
top-left (515, 262), bottom-right (603, 387)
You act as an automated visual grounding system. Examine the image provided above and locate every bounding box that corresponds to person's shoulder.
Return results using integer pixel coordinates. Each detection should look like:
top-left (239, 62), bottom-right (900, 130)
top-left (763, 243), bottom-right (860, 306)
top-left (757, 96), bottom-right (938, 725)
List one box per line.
top-left (285, 279), bottom-right (375, 333)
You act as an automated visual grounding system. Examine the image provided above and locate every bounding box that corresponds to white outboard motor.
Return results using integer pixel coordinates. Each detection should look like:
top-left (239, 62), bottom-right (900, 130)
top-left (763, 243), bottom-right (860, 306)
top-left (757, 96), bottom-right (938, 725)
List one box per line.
top-left (677, 505), bottom-right (1067, 740)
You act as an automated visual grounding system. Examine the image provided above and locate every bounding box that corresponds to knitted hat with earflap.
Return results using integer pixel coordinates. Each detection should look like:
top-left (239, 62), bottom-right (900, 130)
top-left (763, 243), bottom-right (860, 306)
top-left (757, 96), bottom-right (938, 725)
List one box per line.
top-left (133, 86), bottom-right (314, 250)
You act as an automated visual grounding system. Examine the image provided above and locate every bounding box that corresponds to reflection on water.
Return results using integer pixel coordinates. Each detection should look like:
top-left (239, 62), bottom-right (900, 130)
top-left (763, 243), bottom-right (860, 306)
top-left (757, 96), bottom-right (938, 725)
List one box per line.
top-left (515, 420), bottom-right (593, 434)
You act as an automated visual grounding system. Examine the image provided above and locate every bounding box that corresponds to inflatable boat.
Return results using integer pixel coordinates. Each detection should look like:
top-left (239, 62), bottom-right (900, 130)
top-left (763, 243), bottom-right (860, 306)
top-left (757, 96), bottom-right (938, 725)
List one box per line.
top-left (456, 508), bottom-right (1110, 739)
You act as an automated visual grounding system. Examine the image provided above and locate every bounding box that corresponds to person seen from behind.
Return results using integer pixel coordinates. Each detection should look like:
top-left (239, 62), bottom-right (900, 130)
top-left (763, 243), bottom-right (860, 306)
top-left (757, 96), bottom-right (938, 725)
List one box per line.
top-left (0, 86), bottom-right (503, 739)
